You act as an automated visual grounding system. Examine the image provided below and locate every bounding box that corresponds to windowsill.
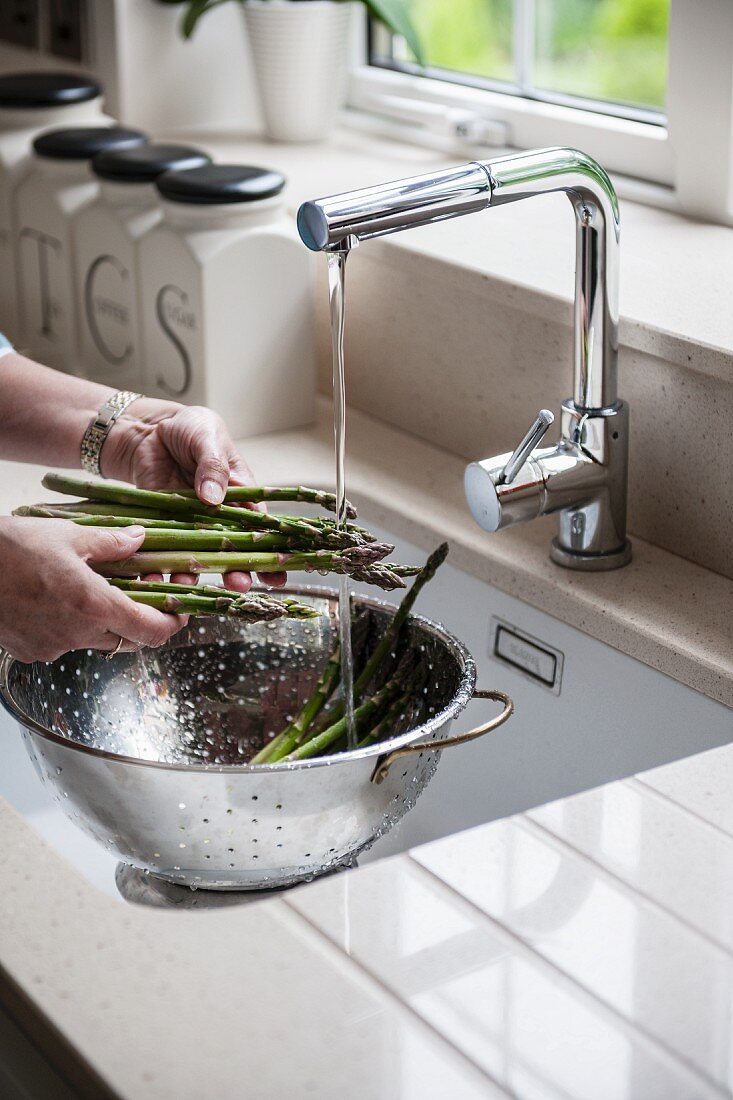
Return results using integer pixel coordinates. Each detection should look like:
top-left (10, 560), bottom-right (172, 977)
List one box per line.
top-left (173, 122), bottom-right (733, 380)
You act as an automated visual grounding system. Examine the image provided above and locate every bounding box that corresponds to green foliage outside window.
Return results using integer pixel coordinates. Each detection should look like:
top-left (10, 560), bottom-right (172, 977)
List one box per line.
top-left (397, 0), bottom-right (670, 111)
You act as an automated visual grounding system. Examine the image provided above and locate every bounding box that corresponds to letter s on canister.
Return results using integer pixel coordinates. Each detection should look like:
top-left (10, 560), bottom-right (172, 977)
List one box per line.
top-left (154, 283), bottom-right (193, 397)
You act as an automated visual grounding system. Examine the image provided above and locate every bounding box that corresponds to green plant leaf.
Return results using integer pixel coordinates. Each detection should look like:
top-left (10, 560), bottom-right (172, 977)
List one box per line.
top-left (182, 0), bottom-right (209, 37)
top-left (182, 0), bottom-right (232, 38)
top-left (168, 0), bottom-right (424, 63)
top-left (364, 0), bottom-right (425, 67)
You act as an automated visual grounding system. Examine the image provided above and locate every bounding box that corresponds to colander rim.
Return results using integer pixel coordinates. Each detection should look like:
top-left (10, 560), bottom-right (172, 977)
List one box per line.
top-left (0, 584), bottom-right (477, 773)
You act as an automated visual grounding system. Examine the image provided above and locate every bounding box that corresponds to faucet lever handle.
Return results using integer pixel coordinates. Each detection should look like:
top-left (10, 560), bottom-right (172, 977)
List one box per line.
top-left (500, 409), bottom-right (554, 485)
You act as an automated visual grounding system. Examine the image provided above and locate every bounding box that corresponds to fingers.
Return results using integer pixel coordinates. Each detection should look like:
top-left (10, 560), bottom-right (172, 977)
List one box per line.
top-left (80, 527), bottom-right (197, 587)
top-left (193, 426), bottom-right (232, 507)
top-left (221, 570), bottom-right (287, 591)
top-left (258, 571), bottom-right (287, 588)
top-left (106, 587), bottom-right (186, 649)
top-left (227, 454), bottom-right (270, 513)
top-left (227, 454), bottom-right (257, 489)
top-left (99, 633), bottom-right (142, 655)
top-left (78, 524), bottom-right (146, 564)
top-left (222, 571), bottom-right (252, 593)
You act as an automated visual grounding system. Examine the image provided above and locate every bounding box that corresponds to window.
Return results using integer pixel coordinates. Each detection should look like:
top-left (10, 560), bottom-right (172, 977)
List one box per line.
top-left (348, 1), bottom-right (733, 224)
top-left (371, 0), bottom-right (670, 123)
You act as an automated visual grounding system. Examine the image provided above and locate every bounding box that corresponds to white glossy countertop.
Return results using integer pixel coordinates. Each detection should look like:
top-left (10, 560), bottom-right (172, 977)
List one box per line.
top-left (0, 408), bottom-right (731, 1098)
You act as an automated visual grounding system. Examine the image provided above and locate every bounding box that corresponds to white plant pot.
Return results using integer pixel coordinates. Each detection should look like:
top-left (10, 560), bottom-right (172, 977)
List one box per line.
top-left (243, 0), bottom-right (354, 143)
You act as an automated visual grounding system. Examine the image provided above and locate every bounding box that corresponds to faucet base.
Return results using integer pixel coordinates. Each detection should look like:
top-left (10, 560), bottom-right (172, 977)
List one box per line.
top-left (550, 537), bottom-right (632, 572)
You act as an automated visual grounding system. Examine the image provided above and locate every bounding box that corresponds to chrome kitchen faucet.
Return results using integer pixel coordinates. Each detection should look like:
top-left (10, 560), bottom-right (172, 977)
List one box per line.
top-left (297, 147), bottom-right (630, 571)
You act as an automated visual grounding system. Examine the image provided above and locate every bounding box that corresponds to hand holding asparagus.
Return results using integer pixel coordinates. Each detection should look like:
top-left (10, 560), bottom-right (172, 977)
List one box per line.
top-left (16, 474), bottom-right (425, 620)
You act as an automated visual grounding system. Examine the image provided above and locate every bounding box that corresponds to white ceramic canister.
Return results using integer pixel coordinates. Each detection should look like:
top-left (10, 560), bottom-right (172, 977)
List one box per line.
top-left (138, 164), bottom-right (316, 436)
top-left (13, 126), bottom-right (147, 373)
top-left (0, 71), bottom-right (112, 345)
top-left (74, 143), bottom-right (212, 389)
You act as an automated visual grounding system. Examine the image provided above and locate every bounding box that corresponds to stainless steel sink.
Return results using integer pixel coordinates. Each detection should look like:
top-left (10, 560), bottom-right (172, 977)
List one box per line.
top-left (353, 523), bottom-right (732, 863)
top-left (0, 516), bottom-right (729, 901)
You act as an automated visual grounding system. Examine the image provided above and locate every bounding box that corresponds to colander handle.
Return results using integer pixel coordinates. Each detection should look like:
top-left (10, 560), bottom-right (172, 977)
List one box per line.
top-left (370, 688), bottom-right (514, 785)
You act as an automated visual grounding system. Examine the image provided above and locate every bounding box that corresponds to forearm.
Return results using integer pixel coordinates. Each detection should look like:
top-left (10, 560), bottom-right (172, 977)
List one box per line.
top-left (0, 350), bottom-right (115, 467)
top-left (0, 349), bottom-right (181, 475)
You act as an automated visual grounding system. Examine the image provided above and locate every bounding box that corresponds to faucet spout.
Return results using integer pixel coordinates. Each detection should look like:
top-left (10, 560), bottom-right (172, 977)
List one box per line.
top-left (297, 162), bottom-right (492, 249)
top-left (297, 147), bottom-right (619, 412)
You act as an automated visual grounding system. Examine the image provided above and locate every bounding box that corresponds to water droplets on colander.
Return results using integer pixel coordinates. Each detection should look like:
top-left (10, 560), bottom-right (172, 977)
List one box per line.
top-left (0, 586), bottom-right (485, 891)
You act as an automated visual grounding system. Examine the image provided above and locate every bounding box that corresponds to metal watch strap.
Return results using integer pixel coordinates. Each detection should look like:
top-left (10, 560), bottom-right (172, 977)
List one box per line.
top-left (80, 391), bottom-right (142, 477)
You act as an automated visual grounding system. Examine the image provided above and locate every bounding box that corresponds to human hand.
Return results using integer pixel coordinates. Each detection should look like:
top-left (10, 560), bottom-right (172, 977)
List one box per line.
top-left (0, 518), bottom-right (184, 663)
top-left (102, 399), bottom-right (286, 591)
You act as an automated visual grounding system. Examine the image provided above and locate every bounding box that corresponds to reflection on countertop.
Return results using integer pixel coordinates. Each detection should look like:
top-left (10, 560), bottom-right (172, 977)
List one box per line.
top-left (288, 741), bottom-right (733, 1098)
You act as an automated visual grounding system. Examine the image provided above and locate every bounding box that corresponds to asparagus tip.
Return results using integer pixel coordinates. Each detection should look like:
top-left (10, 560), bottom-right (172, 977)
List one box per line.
top-left (427, 541), bottom-right (449, 574)
top-left (342, 542), bottom-right (393, 567)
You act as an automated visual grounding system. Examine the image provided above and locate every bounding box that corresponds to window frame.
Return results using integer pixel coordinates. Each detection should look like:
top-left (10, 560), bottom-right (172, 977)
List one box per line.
top-left (344, 0), bottom-right (733, 224)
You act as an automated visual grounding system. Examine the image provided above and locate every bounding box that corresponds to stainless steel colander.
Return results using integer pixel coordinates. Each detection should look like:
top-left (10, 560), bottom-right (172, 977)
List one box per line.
top-left (0, 586), bottom-right (512, 890)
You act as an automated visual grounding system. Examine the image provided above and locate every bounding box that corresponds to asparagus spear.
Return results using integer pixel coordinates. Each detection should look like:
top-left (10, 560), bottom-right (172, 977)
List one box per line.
top-left (110, 580), bottom-right (318, 620)
top-left (353, 543), bottom-right (448, 697)
top-left (281, 515), bottom-right (374, 540)
top-left (357, 693), bottom-right (411, 748)
top-left (251, 643), bottom-right (343, 764)
top-left (175, 484), bottom-right (358, 519)
top-left (14, 505), bottom-right (234, 531)
top-left (16, 501), bottom-right (168, 520)
top-left (356, 659), bottom-right (428, 750)
top-left (316, 543), bottom-right (448, 732)
top-left (287, 668), bottom-right (406, 761)
top-left (26, 499), bottom-right (369, 538)
top-left (329, 563), bottom-right (420, 587)
top-left (123, 594), bottom-right (305, 620)
top-left (23, 520), bottom-right (411, 586)
top-left (46, 499), bottom-right (241, 528)
top-left (93, 544), bottom-right (396, 580)
top-left (41, 473), bottom-right (334, 542)
top-left (136, 529), bottom-right (395, 554)
top-left (40, 473), bottom-right (356, 541)
top-left (25, 504), bottom-right (372, 549)
top-left (108, 577), bottom-right (311, 607)
top-left (388, 565), bottom-right (422, 578)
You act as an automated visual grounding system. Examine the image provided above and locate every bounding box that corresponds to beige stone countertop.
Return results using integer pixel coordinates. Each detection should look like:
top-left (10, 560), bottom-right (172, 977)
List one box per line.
top-left (0, 403), bottom-right (730, 1098)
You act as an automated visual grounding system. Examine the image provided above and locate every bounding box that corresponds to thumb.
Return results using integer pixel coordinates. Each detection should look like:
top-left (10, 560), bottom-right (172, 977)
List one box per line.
top-left (194, 442), bottom-right (230, 507)
top-left (79, 525), bottom-right (146, 563)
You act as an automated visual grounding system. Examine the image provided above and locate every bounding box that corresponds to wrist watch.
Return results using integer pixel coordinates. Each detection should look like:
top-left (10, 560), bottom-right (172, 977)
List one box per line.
top-left (80, 390), bottom-right (142, 477)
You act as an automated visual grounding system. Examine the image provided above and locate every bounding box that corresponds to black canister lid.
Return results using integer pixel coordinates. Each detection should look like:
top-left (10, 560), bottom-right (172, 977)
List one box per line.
top-left (33, 126), bottom-right (148, 161)
top-left (92, 143), bottom-right (212, 183)
top-left (0, 71), bottom-right (101, 109)
top-left (156, 164), bottom-right (286, 205)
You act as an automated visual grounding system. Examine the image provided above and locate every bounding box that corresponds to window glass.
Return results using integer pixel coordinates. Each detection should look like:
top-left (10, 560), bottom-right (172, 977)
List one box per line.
top-left (403, 0), bottom-right (515, 85)
top-left (375, 0), bottom-right (670, 117)
top-left (534, 0), bottom-right (669, 110)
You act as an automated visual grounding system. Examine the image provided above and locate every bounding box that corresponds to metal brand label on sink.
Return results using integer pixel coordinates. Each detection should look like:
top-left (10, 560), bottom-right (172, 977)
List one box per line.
top-left (491, 618), bottom-right (564, 694)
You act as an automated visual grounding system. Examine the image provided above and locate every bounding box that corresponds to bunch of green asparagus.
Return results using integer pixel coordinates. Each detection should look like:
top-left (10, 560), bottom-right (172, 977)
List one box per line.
top-left (251, 542), bottom-right (448, 763)
top-left (15, 473), bottom-right (424, 622)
